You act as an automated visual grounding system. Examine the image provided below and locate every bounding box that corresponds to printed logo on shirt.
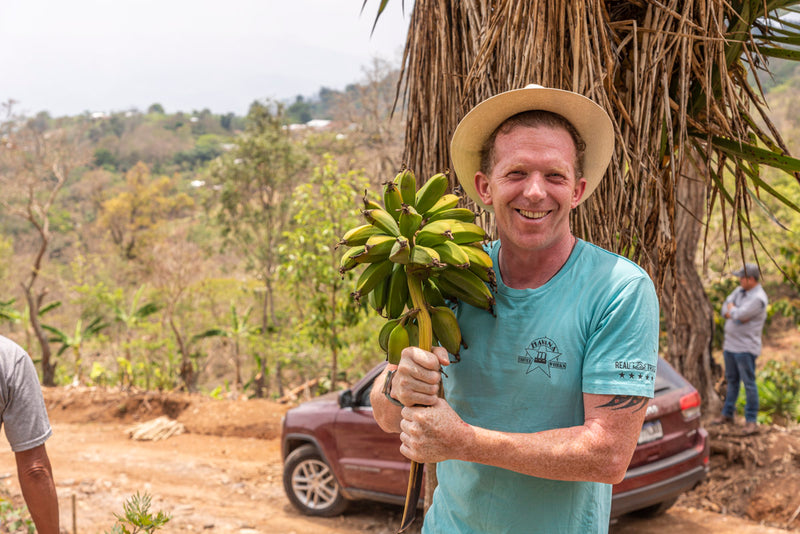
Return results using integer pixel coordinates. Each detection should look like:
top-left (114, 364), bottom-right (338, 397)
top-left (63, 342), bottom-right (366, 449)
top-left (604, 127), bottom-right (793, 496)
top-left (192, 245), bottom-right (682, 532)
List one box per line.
top-left (614, 360), bottom-right (656, 382)
top-left (517, 337), bottom-right (566, 378)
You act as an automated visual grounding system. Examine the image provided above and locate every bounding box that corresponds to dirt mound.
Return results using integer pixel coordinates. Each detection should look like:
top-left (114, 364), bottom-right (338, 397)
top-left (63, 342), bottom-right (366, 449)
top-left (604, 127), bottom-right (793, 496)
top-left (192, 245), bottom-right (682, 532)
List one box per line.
top-left (679, 422), bottom-right (800, 531)
top-left (42, 386), bottom-right (290, 440)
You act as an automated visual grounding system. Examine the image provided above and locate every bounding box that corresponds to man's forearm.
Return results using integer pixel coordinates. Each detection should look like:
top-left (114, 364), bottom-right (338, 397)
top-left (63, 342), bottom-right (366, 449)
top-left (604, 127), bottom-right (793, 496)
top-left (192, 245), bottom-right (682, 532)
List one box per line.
top-left (16, 446), bottom-right (59, 534)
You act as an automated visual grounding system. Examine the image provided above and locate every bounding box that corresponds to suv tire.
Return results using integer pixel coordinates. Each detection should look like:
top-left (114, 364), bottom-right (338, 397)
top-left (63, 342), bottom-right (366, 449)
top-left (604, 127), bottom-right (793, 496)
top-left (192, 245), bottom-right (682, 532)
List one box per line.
top-left (283, 444), bottom-right (349, 517)
top-left (628, 497), bottom-right (678, 518)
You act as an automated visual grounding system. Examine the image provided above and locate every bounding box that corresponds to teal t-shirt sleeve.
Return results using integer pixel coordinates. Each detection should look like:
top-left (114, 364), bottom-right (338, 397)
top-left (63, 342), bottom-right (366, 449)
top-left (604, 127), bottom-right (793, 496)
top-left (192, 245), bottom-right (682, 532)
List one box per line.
top-left (582, 274), bottom-right (659, 398)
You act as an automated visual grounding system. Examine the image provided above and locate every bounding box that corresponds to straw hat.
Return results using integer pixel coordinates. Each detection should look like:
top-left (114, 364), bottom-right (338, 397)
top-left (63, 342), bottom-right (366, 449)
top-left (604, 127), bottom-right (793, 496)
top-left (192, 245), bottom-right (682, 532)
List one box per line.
top-left (450, 84), bottom-right (614, 211)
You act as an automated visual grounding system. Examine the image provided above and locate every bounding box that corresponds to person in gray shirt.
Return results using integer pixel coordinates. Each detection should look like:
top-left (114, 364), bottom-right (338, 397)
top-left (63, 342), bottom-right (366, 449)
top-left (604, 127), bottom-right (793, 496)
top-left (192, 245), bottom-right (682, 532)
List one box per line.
top-left (713, 263), bottom-right (768, 435)
top-left (0, 335), bottom-right (59, 533)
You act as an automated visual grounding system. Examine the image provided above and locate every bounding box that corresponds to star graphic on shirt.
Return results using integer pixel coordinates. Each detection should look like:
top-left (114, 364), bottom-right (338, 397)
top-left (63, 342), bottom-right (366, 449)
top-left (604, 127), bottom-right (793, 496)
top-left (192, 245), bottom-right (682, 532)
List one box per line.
top-left (522, 337), bottom-right (563, 378)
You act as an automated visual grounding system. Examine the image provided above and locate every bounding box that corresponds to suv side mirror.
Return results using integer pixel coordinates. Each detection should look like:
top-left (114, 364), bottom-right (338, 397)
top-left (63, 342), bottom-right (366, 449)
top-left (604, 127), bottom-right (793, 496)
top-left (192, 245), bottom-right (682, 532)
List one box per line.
top-left (339, 389), bottom-right (354, 408)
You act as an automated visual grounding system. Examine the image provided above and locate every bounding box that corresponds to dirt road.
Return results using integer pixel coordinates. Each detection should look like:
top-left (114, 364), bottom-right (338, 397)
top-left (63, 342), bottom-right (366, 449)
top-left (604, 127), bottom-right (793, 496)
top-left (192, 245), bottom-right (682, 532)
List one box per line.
top-left (0, 387), bottom-right (792, 533)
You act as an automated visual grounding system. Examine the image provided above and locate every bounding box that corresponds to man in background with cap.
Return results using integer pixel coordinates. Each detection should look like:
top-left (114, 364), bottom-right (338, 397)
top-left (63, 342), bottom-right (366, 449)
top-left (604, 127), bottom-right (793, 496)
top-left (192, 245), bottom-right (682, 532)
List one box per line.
top-left (714, 262), bottom-right (768, 435)
top-left (372, 85), bottom-right (659, 533)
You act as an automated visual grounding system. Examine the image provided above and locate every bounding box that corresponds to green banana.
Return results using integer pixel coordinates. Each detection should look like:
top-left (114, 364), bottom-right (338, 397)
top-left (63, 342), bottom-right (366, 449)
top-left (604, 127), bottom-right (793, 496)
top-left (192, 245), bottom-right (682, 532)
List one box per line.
top-left (433, 240), bottom-right (470, 269)
top-left (379, 318), bottom-right (400, 353)
top-left (339, 245), bottom-right (366, 273)
top-left (425, 207), bottom-right (477, 223)
top-left (363, 208), bottom-right (401, 237)
top-left (369, 276), bottom-right (390, 315)
top-left (461, 244), bottom-right (492, 269)
top-left (383, 181), bottom-right (404, 222)
top-left (423, 193), bottom-right (460, 217)
top-left (389, 236), bottom-right (411, 264)
top-left (387, 321), bottom-right (410, 365)
top-left (414, 219), bottom-right (455, 247)
top-left (462, 244), bottom-right (496, 284)
top-left (360, 234), bottom-right (396, 262)
top-left (394, 169), bottom-right (417, 207)
top-left (386, 263), bottom-right (410, 319)
top-left (410, 244), bottom-right (443, 268)
top-left (449, 221), bottom-right (489, 244)
top-left (399, 204), bottom-right (423, 240)
top-left (423, 280), bottom-right (448, 307)
top-left (352, 259), bottom-right (394, 301)
top-left (337, 224), bottom-right (383, 247)
top-left (363, 193), bottom-right (382, 211)
top-left (430, 305), bottom-right (462, 360)
top-left (406, 320), bottom-right (419, 348)
top-left (436, 268), bottom-right (495, 311)
top-left (414, 172), bottom-right (449, 214)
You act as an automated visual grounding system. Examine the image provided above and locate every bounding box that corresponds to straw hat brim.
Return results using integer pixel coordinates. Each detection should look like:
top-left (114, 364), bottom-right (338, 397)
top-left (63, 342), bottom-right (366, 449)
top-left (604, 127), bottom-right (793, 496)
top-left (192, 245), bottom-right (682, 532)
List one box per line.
top-left (450, 85), bottom-right (614, 211)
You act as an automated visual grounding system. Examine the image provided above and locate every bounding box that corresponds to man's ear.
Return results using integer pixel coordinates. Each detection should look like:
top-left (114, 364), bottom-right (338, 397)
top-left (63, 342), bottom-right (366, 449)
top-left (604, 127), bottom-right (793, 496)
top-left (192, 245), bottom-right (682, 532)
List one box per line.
top-left (570, 178), bottom-right (587, 208)
top-left (475, 172), bottom-right (493, 207)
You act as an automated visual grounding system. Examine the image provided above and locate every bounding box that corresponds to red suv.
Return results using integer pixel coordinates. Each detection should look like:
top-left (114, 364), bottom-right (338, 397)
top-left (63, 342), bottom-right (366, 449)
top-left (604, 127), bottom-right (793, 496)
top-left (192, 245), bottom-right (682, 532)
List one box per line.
top-left (281, 357), bottom-right (709, 519)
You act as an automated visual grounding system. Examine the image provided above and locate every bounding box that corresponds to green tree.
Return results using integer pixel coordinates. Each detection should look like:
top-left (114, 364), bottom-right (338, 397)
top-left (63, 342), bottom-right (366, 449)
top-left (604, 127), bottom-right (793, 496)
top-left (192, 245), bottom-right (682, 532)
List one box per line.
top-left (42, 316), bottom-right (108, 384)
top-left (207, 100), bottom-right (309, 397)
top-left (0, 299), bottom-right (21, 325)
top-left (193, 303), bottom-right (261, 391)
top-left (280, 156), bottom-right (370, 387)
top-left (0, 106), bottom-right (91, 385)
top-left (97, 162), bottom-right (194, 260)
top-left (287, 95), bottom-right (313, 124)
top-left (107, 285), bottom-right (161, 389)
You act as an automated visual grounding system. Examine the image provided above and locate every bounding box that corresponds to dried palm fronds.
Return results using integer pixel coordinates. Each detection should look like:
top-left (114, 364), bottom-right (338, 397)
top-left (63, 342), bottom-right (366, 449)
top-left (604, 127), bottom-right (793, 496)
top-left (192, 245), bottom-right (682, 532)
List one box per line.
top-left (393, 0), bottom-right (800, 292)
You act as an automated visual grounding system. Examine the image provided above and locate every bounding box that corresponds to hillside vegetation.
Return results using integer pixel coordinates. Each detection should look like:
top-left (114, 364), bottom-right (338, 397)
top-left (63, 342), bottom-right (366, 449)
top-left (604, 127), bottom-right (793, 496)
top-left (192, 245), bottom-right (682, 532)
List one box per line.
top-left (1, 59), bottom-right (799, 403)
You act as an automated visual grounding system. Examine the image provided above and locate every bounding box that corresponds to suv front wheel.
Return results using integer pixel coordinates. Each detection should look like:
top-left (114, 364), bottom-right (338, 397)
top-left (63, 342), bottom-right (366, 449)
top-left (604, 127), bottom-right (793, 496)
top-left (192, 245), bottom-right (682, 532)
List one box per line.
top-left (283, 444), bottom-right (349, 517)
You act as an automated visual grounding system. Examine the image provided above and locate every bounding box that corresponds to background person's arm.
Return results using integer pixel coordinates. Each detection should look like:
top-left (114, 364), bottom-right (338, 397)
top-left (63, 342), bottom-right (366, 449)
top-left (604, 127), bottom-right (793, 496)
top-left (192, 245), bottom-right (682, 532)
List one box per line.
top-left (16, 444), bottom-right (59, 534)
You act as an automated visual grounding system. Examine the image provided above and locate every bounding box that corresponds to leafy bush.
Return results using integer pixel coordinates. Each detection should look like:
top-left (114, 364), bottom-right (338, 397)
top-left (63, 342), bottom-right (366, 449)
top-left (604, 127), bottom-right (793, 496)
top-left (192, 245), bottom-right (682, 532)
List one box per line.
top-left (0, 497), bottom-right (34, 534)
top-left (106, 492), bottom-right (170, 534)
top-left (736, 359), bottom-right (800, 424)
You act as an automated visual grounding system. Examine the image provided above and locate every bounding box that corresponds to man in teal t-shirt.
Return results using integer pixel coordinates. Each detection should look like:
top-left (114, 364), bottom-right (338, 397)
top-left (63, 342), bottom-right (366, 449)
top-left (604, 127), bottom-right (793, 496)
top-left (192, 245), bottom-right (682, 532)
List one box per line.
top-left (371, 85), bottom-right (659, 533)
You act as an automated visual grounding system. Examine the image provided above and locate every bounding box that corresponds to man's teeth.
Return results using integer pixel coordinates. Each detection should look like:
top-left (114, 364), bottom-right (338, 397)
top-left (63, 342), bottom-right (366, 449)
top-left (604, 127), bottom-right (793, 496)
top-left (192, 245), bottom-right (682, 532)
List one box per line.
top-left (518, 209), bottom-right (547, 219)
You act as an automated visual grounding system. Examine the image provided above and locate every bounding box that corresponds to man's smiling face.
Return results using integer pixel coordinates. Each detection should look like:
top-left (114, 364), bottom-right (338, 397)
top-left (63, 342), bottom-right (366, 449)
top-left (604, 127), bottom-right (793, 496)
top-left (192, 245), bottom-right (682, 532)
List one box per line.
top-left (474, 124), bottom-right (586, 257)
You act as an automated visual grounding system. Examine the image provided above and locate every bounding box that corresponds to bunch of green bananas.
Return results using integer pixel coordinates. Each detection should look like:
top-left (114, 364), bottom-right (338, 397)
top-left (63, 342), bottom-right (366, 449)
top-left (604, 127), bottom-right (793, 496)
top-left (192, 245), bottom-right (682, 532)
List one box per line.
top-left (337, 168), bottom-right (496, 534)
top-left (337, 168), bottom-right (496, 365)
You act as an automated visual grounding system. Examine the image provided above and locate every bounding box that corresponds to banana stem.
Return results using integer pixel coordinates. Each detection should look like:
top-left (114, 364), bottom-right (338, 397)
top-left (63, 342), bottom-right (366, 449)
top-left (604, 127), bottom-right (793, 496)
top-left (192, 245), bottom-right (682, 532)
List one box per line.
top-left (398, 270), bottom-right (432, 533)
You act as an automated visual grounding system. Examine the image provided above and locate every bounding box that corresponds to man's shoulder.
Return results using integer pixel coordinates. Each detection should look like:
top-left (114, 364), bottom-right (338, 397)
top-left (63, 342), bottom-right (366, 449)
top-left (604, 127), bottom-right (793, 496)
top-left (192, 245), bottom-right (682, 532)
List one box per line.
top-left (754, 284), bottom-right (769, 302)
top-left (576, 240), bottom-right (653, 283)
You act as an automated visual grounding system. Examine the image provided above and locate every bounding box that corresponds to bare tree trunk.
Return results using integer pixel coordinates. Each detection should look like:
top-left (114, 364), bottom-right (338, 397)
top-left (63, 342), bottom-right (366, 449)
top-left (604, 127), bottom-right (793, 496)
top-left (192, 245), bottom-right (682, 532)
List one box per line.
top-left (22, 285), bottom-right (55, 385)
top-left (20, 184), bottom-right (58, 386)
top-left (266, 276), bottom-right (284, 398)
top-left (661, 166), bottom-right (722, 412)
top-left (170, 315), bottom-right (195, 392)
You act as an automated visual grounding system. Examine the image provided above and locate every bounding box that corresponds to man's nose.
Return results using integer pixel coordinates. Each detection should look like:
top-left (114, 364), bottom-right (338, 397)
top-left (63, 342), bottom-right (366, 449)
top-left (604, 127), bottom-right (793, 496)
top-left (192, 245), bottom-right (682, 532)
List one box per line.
top-left (523, 175), bottom-right (546, 200)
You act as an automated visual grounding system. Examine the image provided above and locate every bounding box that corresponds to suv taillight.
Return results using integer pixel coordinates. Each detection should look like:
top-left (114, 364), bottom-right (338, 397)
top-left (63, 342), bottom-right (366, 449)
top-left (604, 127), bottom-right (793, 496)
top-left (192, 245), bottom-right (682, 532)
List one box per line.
top-left (680, 391), bottom-right (701, 420)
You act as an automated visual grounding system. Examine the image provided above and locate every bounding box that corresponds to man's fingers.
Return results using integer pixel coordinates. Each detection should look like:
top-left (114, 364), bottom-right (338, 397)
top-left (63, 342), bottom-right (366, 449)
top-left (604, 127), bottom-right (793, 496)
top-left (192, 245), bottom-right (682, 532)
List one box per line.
top-left (403, 345), bottom-right (443, 370)
top-left (432, 346), bottom-right (451, 367)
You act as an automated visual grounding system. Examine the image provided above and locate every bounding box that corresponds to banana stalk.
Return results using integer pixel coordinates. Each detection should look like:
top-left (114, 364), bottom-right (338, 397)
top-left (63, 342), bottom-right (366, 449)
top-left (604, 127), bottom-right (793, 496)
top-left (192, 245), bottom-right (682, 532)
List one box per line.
top-left (398, 272), bottom-right (433, 533)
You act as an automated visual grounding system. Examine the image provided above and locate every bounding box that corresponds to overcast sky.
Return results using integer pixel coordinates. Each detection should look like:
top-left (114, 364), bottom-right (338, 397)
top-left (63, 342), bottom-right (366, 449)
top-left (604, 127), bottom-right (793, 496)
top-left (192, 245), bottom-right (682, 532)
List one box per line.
top-left (0, 1), bottom-right (411, 117)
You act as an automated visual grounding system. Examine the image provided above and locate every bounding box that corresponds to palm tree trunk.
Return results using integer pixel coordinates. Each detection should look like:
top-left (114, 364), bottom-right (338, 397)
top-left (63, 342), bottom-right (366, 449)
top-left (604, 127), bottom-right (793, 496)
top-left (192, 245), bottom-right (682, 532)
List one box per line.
top-left (661, 164), bottom-right (722, 411)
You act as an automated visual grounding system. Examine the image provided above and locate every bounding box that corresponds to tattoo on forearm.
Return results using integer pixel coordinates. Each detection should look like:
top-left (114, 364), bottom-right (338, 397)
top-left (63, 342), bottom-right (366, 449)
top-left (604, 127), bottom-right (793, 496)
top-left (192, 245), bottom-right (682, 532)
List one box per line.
top-left (597, 395), bottom-right (648, 412)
